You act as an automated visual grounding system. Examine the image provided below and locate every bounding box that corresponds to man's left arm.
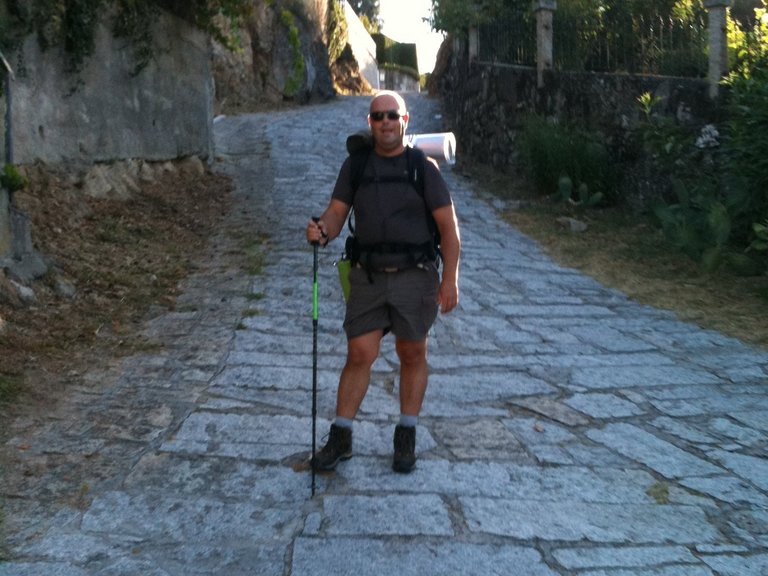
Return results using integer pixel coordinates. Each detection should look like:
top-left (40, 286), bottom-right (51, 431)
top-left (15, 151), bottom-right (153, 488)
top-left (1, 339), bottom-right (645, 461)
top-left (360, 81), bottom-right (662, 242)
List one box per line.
top-left (432, 204), bottom-right (460, 314)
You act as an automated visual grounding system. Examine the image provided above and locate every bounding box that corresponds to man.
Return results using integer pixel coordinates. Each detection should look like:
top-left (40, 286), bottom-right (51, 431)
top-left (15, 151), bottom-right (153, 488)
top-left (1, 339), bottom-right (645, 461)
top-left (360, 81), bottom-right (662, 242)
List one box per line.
top-left (305, 91), bottom-right (460, 473)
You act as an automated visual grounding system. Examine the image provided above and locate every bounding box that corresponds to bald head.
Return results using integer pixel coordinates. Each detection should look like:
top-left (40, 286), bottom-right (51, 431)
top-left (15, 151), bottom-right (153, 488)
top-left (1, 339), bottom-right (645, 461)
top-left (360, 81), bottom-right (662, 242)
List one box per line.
top-left (369, 90), bottom-right (407, 115)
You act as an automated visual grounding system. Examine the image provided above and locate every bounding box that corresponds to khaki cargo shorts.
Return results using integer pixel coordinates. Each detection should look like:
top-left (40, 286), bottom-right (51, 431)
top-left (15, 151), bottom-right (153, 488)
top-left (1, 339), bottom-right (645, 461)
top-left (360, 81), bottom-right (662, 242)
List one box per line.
top-left (343, 263), bottom-right (440, 341)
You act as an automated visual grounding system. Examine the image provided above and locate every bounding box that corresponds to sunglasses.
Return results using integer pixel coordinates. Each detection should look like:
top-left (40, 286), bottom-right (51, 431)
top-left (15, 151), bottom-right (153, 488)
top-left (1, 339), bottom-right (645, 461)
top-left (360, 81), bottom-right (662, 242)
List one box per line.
top-left (369, 110), bottom-right (403, 122)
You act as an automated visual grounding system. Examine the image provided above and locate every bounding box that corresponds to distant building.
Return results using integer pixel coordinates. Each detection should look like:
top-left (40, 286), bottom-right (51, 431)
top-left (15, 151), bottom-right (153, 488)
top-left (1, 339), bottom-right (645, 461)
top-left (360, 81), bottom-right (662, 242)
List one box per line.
top-left (372, 34), bottom-right (420, 92)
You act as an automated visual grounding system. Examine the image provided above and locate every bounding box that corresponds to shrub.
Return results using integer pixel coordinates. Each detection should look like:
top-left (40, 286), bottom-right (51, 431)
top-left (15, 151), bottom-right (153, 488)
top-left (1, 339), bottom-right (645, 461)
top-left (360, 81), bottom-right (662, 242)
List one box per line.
top-left (0, 164), bottom-right (29, 192)
top-left (643, 0), bottom-right (768, 276)
top-left (281, 9), bottom-right (305, 98)
top-left (518, 115), bottom-right (618, 206)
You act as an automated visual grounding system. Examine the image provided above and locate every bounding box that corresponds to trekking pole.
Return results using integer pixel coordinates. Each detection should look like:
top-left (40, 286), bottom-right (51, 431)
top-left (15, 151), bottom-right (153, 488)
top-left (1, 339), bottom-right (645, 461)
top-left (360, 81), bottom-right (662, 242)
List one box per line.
top-left (311, 217), bottom-right (320, 497)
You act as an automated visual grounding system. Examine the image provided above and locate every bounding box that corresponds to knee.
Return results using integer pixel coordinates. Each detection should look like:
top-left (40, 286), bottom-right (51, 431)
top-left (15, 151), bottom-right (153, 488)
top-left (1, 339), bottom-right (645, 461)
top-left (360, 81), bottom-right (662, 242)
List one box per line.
top-left (346, 342), bottom-right (379, 368)
top-left (396, 340), bottom-right (427, 367)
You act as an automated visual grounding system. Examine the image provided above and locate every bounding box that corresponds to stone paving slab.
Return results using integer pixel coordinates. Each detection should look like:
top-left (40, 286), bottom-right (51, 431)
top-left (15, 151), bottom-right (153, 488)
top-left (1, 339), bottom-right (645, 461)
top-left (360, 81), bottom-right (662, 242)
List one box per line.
top-left (291, 538), bottom-right (560, 576)
top-left (461, 498), bottom-right (721, 543)
top-left (3, 94), bottom-right (768, 575)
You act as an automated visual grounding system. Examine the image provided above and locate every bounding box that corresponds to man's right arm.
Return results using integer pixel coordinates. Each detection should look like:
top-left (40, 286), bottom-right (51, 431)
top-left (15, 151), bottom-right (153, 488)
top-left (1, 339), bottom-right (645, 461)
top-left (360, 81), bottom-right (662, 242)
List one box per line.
top-left (306, 199), bottom-right (350, 245)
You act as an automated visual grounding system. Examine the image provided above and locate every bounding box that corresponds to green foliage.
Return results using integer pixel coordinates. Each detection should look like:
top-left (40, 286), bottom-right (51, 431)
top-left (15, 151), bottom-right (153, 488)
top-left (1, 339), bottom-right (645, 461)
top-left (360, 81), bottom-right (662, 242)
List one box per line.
top-left (0, 164), bottom-right (29, 192)
top-left (635, 94), bottom-right (693, 172)
top-left (349, 0), bottom-right (380, 29)
top-left (653, 178), bottom-right (731, 268)
top-left (372, 33), bottom-right (419, 79)
top-left (551, 0), bottom-right (708, 75)
top-left (429, 0), bottom-right (506, 35)
top-left (556, 175), bottom-right (604, 210)
top-left (518, 115), bottom-right (617, 207)
top-left (647, 481), bottom-right (670, 505)
top-left (280, 8), bottom-right (305, 98)
top-left (0, 373), bottom-right (22, 404)
top-left (644, 5), bottom-right (768, 275)
top-left (326, 0), bottom-right (348, 64)
top-left (112, 0), bottom-right (158, 75)
top-left (553, 0), bottom-right (605, 71)
top-left (31, 0), bottom-right (106, 72)
top-left (723, 2), bottom-right (768, 237)
top-left (359, 14), bottom-right (379, 35)
top-left (637, 92), bottom-right (663, 121)
top-left (159, 0), bottom-right (253, 49)
top-left (749, 220), bottom-right (768, 252)
top-left (0, 0), bottom-right (253, 73)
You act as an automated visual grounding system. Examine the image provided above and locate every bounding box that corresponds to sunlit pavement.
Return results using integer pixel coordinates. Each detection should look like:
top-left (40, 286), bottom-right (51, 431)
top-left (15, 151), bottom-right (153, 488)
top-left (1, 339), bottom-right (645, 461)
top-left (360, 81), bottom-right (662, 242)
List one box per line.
top-left (2, 94), bottom-right (767, 575)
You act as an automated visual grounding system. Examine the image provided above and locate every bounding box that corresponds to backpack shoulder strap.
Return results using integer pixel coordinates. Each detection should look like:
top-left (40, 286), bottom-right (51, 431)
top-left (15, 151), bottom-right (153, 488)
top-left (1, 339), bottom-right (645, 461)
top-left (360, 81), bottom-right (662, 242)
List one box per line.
top-left (349, 148), bottom-right (371, 196)
top-left (347, 149), bottom-right (371, 234)
top-left (406, 146), bottom-right (441, 254)
top-left (405, 145), bottom-right (427, 197)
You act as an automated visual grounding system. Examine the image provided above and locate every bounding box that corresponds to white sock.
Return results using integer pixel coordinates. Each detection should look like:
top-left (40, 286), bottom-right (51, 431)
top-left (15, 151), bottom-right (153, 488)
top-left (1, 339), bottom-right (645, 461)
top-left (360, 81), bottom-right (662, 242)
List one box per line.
top-left (399, 414), bottom-right (418, 428)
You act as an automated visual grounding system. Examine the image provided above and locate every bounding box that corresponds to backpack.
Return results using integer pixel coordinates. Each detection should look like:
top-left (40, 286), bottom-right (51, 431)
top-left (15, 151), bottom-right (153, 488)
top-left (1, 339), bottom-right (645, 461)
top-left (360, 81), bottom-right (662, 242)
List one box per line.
top-left (343, 131), bottom-right (441, 268)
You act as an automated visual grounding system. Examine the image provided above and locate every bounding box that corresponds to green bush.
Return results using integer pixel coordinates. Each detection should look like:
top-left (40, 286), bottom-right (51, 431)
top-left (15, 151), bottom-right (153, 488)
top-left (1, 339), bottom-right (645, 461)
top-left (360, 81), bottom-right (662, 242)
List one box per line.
top-left (722, 2), bottom-right (768, 245)
top-left (518, 115), bottom-right (618, 206)
top-left (326, 0), bottom-right (348, 64)
top-left (281, 9), bottom-right (305, 98)
top-left (643, 1), bottom-right (768, 276)
top-left (0, 164), bottom-right (29, 192)
top-left (0, 373), bottom-right (22, 405)
top-left (372, 33), bottom-right (418, 75)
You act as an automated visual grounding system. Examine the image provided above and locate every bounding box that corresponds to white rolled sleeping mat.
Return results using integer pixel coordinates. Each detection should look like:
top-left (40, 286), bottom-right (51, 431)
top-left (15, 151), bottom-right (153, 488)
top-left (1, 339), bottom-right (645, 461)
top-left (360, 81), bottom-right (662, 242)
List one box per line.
top-left (404, 132), bottom-right (457, 165)
top-left (346, 130), bottom-right (457, 165)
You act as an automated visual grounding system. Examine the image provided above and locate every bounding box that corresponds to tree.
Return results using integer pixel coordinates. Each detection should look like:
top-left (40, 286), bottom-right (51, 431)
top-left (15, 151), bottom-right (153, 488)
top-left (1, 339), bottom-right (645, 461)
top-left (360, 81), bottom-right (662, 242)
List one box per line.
top-left (429, 0), bottom-right (506, 35)
top-left (349, 0), bottom-right (381, 28)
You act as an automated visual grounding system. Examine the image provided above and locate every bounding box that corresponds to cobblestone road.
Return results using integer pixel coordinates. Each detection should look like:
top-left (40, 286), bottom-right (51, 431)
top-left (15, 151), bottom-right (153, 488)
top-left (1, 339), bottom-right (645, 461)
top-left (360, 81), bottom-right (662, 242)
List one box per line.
top-left (1, 94), bottom-right (768, 575)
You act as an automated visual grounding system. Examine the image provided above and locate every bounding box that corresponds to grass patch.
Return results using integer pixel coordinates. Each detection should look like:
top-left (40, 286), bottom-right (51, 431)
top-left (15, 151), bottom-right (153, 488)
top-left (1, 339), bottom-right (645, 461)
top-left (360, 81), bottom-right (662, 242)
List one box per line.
top-left (0, 507), bottom-right (6, 561)
top-left (0, 374), bottom-right (22, 405)
top-left (233, 232), bottom-right (270, 276)
top-left (647, 481), bottom-right (670, 505)
top-left (463, 164), bottom-right (768, 350)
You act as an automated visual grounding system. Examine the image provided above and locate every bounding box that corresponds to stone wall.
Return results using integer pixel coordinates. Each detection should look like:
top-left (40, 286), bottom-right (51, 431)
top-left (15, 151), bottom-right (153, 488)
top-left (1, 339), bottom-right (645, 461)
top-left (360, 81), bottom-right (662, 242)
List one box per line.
top-left (0, 11), bottom-right (214, 165)
top-left (439, 40), bottom-right (717, 173)
top-left (380, 69), bottom-right (420, 93)
top-left (0, 10), bottom-right (217, 260)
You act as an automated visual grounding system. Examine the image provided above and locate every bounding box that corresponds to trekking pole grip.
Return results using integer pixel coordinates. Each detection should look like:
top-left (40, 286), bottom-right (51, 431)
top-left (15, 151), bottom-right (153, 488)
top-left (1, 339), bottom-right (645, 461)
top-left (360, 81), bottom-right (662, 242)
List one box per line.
top-left (311, 216), bottom-right (328, 247)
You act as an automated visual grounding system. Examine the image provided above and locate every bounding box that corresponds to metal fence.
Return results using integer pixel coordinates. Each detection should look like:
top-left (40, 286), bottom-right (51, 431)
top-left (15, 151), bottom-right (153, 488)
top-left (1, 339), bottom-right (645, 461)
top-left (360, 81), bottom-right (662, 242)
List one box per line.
top-left (555, 13), bottom-right (709, 76)
top-left (478, 5), bottom-right (709, 77)
top-left (478, 8), bottom-right (535, 66)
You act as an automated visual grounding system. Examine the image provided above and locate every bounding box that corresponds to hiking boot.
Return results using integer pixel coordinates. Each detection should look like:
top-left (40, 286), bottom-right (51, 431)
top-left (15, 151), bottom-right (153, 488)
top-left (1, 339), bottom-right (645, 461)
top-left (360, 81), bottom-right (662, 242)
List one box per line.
top-left (392, 424), bottom-right (416, 473)
top-left (311, 424), bottom-right (352, 471)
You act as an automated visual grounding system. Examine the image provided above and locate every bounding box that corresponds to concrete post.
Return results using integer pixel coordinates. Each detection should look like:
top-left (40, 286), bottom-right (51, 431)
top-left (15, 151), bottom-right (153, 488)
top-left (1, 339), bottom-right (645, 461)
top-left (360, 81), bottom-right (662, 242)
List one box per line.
top-left (533, 0), bottom-right (556, 88)
top-left (0, 190), bottom-right (9, 259)
top-left (704, 0), bottom-right (731, 99)
top-left (0, 49), bottom-right (13, 257)
top-left (468, 26), bottom-right (479, 61)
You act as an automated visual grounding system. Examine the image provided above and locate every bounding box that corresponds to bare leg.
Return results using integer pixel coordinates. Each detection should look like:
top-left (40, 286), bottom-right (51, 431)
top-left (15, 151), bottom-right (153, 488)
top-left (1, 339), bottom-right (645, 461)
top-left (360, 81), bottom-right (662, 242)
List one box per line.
top-left (395, 337), bottom-right (429, 416)
top-left (335, 329), bottom-right (384, 419)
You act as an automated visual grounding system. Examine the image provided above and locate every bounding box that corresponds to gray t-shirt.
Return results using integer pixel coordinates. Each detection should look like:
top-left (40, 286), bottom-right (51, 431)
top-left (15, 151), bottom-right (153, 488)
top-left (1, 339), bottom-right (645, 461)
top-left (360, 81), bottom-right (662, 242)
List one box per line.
top-left (332, 148), bottom-right (452, 249)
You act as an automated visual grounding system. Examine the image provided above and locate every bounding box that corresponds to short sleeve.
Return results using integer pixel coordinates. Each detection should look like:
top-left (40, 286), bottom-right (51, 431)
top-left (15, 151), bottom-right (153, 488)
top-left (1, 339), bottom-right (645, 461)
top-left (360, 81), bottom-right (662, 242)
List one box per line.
top-left (423, 159), bottom-right (453, 213)
top-left (331, 157), bottom-right (354, 207)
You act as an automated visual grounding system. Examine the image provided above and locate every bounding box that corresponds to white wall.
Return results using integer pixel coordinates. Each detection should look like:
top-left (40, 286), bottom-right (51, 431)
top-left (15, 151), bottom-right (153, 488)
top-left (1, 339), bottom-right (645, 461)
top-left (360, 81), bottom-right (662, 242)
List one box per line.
top-left (342, 0), bottom-right (380, 90)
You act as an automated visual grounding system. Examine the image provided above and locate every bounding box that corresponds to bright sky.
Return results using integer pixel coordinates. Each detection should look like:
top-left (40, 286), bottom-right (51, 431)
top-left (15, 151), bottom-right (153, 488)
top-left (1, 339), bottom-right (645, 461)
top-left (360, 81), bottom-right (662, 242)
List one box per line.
top-left (378, 0), bottom-right (446, 74)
